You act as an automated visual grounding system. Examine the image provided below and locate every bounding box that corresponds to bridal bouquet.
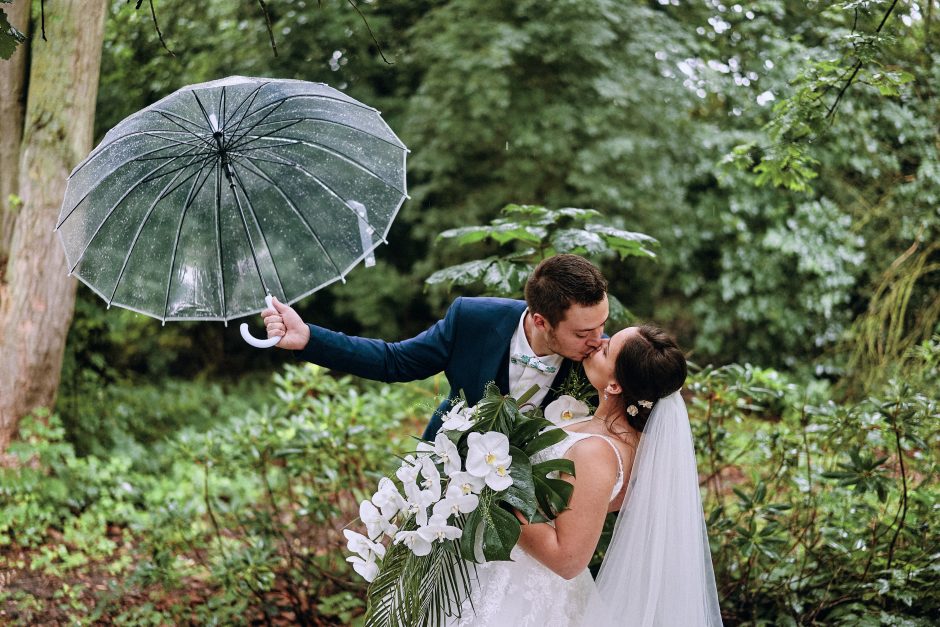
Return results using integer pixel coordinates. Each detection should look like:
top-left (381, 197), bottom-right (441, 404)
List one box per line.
top-left (345, 383), bottom-right (591, 627)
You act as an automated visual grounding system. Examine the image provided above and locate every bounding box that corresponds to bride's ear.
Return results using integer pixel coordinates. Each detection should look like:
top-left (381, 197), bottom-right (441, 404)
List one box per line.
top-left (605, 382), bottom-right (622, 397)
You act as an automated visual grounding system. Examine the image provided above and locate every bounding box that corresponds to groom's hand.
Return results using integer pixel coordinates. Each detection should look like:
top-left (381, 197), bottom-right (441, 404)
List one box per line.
top-left (262, 297), bottom-right (311, 350)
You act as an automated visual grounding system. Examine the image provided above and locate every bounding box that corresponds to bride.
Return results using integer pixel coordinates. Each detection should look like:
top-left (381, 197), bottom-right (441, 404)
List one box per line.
top-left (447, 324), bottom-right (723, 626)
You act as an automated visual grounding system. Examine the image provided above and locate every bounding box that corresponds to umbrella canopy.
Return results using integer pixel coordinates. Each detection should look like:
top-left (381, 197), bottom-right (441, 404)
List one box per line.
top-left (56, 76), bottom-right (407, 323)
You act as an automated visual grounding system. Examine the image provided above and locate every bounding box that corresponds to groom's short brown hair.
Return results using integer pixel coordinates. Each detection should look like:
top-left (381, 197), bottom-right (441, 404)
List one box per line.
top-left (525, 254), bottom-right (607, 326)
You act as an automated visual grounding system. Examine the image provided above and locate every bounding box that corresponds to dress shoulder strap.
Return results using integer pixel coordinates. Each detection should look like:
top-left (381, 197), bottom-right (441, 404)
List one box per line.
top-left (565, 432), bottom-right (625, 501)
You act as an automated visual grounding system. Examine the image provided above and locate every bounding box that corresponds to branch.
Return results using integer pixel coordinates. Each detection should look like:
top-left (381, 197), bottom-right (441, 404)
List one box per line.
top-left (345, 0), bottom-right (391, 65)
top-left (885, 401), bottom-right (909, 569)
top-left (258, 0), bottom-right (278, 57)
top-left (825, 0), bottom-right (901, 119)
top-left (148, 0), bottom-right (174, 56)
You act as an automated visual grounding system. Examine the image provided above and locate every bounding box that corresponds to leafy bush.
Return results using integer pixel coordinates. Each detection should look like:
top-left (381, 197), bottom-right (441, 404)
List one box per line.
top-left (3, 358), bottom-right (936, 624)
top-left (1, 365), bottom-right (436, 624)
top-left (688, 359), bottom-right (939, 625)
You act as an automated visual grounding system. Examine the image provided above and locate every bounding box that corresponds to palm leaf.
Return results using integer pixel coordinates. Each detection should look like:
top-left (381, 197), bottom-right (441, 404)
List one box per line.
top-left (365, 528), bottom-right (476, 626)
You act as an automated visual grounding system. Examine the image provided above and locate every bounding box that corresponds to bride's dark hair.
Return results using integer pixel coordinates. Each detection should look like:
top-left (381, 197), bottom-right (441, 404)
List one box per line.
top-left (614, 325), bottom-right (687, 432)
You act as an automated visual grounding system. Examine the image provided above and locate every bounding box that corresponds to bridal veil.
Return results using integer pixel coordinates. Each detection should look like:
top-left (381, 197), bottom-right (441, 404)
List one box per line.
top-left (582, 391), bottom-right (723, 626)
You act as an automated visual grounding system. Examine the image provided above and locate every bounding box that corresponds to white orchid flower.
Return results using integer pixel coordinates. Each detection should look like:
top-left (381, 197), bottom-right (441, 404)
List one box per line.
top-left (440, 401), bottom-right (476, 433)
top-left (466, 431), bottom-right (514, 491)
top-left (346, 553), bottom-right (380, 582)
top-left (394, 529), bottom-right (433, 556)
top-left (396, 454), bottom-right (421, 484)
top-left (343, 528), bottom-right (386, 560)
top-left (544, 394), bottom-right (590, 425)
top-left (372, 477), bottom-right (406, 520)
top-left (448, 471), bottom-right (486, 496)
top-left (404, 479), bottom-right (438, 527)
top-left (432, 484), bottom-right (479, 520)
top-left (360, 500), bottom-right (397, 539)
top-left (418, 455), bottom-right (443, 501)
top-left (417, 433), bottom-right (462, 476)
top-left (417, 514), bottom-right (463, 544)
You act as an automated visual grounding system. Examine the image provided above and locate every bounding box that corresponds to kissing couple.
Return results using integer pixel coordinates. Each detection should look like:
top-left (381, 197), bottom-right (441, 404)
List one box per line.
top-left (262, 254), bottom-right (722, 626)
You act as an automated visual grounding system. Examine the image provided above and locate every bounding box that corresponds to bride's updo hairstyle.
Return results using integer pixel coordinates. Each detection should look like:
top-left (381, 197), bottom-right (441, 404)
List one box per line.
top-left (614, 325), bottom-right (687, 432)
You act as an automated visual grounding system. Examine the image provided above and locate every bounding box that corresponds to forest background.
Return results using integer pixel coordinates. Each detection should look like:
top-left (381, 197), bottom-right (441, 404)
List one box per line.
top-left (0, 0), bottom-right (937, 625)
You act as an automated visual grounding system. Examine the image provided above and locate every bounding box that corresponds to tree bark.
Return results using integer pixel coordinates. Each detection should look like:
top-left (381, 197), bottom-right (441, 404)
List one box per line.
top-left (0, 0), bottom-right (107, 452)
top-left (0, 0), bottom-right (30, 275)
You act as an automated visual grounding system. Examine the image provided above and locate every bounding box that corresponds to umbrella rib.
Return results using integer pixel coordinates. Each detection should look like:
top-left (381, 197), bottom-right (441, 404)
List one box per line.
top-left (225, 165), bottom-right (272, 300)
top-left (243, 148), bottom-right (387, 243)
top-left (228, 164), bottom-right (287, 300)
top-left (63, 146), bottom-right (206, 274)
top-left (140, 150), bottom-right (218, 186)
top-left (226, 98), bottom-right (289, 149)
top-left (153, 110), bottom-right (217, 150)
top-left (70, 130), bottom-right (213, 178)
top-left (230, 116), bottom-right (404, 151)
top-left (224, 83), bottom-right (268, 142)
top-left (233, 135), bottom-right (406, 195)
top-left (213, 161), bottom-right (226, 321)
top-left (233, 93), bottom-right (377, 131)
top-left (228, 119), bottom-right (304, 150)
top-left (231, 154), bottom-right (345, 280)
top-left (108, 152), bottom-right (207, 305)
top-left (58, 142), bottom-right (206, 230)
top-left (192, 91), bottom-right (219, 136)
top-left (161, 156), bottom-right (218, 322)
top-left (219, 85), bottom-right (227, 132)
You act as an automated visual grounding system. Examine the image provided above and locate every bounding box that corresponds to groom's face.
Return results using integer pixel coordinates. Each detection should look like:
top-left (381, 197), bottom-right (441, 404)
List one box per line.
top-left (544, 295), bottom-right (609, 362)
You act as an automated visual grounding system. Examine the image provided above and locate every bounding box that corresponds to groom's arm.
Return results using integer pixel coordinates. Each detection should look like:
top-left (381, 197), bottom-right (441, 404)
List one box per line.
top-left (291, 298), bottom-right (463, 383)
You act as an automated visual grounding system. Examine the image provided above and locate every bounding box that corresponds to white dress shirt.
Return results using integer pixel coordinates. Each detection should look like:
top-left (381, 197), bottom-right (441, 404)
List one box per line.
top-left (507, 310), bottom-right (563, 409)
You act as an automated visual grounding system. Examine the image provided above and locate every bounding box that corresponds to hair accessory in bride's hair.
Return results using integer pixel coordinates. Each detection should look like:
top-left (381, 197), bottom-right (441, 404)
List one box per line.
top-left (626, 404), bottom-right (638, 416)
top-left (638, 400), bottom-right (653, 409)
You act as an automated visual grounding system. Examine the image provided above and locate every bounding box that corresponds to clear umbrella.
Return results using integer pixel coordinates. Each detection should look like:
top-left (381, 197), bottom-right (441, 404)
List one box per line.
top-left (55, 76), bottom-right (407, 347)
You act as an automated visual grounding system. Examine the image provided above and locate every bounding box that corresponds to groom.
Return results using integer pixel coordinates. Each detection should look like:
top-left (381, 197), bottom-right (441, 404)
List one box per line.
top-left (262, 254), bottom-right (609, 440)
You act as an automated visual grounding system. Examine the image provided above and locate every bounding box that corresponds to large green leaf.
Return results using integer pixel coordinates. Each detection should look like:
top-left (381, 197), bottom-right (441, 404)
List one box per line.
top-left (499, 447), bottom-right (536, 519)
top-left (533, 474), bottom-right (574, 520)
top-left (509, 416), bottom-right (554, 450)
top-left (531, 459), bottom-right (575, 520)
top-left (551, 229), bottom-right (608, 255)
top-left (524, 427), bottom-right (568, 456)
top-left (472, 383), bottom-right (524, 432)
top-left (480, 504), bottom-right (521, 561)
top-left (424, 258), bottom-right (498, 288)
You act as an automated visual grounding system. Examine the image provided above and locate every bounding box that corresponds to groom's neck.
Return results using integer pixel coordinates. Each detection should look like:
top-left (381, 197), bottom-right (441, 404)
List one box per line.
top-left (524, 312), bottom-right (553, 357)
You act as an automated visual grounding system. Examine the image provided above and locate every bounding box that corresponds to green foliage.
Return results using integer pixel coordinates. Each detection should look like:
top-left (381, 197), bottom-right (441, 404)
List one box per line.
top-left (426, 204), bottom-right (656, 327)
top-left (82, 0), bottom-right (938, 372)
top-left (4, 354), bottom-right (939, 622)
top-left (0, 1), bottom-right (25, 61)
top-left (687, 359), bottom-right (939, 624)
top-left (1, 365), bottom-right (431, 624)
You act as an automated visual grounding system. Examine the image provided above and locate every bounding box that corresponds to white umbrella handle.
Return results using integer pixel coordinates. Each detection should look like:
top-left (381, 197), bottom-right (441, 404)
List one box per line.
top-left (240, 294), bottom-right (283, 349)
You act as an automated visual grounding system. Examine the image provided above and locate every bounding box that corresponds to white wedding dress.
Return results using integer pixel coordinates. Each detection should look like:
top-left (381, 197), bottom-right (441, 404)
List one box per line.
top-left (446, 392), bottom-right (723, 627)
top-left (446, 425), bottom-right (623, 627)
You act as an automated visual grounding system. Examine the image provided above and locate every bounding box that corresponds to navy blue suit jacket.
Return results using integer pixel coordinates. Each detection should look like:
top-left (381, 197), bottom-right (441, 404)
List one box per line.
top-left (295, 297), bottom-right (578, 439)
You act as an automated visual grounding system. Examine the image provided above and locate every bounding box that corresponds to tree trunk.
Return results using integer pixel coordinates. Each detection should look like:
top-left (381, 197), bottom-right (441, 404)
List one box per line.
top-left (0, 0), bottom-right (30, 274)
top-left (0, 0), bottom-right (107, 452)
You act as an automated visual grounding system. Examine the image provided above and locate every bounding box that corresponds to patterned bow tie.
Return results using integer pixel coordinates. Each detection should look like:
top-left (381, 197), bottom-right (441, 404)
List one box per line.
top-left (510, 353), bottom-right (557, 374)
